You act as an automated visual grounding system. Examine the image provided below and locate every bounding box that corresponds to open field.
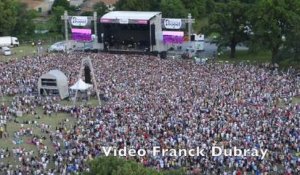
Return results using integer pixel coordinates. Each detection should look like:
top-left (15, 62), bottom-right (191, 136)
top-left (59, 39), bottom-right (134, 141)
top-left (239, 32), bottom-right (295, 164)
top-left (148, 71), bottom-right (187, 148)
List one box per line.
top-left (216, 50), bottom-right (300, 69)
top-left (0, 91), bottom-right (105, 173)
top-left (0, 45), bottom-right (36, 62)
top-left (293, 97), bottom-right (300, 105)
top-left (0, 94), bottom-right (103, 169)
top-left (0, 107), bottom-right (76, 168)
top-left (218, 50), bottom-right (272, 64)
top-left (60, 96), bottom-right (102, 107)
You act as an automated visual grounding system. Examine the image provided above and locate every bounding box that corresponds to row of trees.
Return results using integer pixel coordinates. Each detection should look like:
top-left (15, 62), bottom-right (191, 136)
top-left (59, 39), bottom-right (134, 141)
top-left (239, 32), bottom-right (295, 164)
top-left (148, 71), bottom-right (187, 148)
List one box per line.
top-left (1, 0), bottom-right (299, 64)
top-left (0, 0), bottom-right (38, 37)
top-left (0, 0), bottom-right (208, 40)
top-left (0, 0), bottom-right (105, 37)
top-left (50, 0), bottom-right (110, 34)
top-left (81, 0), bottom-right (207, 20)
top-left (115, 0), bottom-right (209, 19)
top-left (85, 156), bottom-right (185, 175)
top-left (113, 0), bottom-right (300, 63)
top-left (0, 0), bottom-right (72, 40)
top-left (207, 0), bottom-right (300, 63)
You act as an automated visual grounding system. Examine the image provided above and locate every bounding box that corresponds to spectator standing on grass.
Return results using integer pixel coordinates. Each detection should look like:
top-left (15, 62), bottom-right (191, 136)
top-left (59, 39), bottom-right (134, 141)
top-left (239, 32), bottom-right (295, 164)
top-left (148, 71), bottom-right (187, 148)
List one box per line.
top-left (0, 126), bottom-right (3, 139)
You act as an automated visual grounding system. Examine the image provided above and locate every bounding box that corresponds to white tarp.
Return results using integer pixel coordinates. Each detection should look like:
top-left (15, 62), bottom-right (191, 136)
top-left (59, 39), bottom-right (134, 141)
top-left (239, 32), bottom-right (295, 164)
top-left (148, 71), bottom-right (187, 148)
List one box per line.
top-left (70, 78), bottom-right (92, 91)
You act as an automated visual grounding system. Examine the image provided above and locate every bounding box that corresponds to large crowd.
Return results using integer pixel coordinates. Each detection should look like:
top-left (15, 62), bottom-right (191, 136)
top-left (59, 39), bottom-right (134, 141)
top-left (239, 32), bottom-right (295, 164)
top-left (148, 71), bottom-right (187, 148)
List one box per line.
top-left (0, 53), bottom-right (299, 175)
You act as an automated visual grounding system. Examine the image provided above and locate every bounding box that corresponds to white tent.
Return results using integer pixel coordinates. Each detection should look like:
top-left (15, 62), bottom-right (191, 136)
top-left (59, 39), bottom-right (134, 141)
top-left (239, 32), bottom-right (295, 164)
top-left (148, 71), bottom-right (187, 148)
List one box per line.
top-left (70, 78), bottom-right (92, 91)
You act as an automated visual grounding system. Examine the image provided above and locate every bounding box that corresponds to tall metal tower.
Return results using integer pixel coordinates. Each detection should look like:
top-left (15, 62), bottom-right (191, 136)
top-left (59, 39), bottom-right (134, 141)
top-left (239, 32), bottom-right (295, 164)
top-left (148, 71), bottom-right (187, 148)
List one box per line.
top-left (74, 57), bottom-right (101, 106)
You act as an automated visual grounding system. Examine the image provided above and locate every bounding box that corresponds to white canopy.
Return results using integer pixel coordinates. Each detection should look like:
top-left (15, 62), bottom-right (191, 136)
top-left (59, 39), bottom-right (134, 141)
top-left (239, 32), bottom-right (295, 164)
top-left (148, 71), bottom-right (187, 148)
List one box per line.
top-left (70, 79), bottom-right (92, 91)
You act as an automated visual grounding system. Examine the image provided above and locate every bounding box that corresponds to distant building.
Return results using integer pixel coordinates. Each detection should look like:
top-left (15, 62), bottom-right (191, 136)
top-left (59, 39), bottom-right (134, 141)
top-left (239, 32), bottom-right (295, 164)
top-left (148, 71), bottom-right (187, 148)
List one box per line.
top-left (81, 0), bottom-right (118, 12)
top-left (69, 0), bottom-right (84, 7)
top-left (101, 0), bottom-right (119, 6)
top-left (19, 0), bottom-right (119, 16)
top-left (20, 0), bottom-right (54, 15)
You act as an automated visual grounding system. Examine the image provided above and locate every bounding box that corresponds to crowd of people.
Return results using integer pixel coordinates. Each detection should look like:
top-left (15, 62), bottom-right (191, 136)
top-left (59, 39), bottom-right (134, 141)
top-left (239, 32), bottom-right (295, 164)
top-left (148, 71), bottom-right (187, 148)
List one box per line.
top-left (0, 52), bottom-right (299, 175)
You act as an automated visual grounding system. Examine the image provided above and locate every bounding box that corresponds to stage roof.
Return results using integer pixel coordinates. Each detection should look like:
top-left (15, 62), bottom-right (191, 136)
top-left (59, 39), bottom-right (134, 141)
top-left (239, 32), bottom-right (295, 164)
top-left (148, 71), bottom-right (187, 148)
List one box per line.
top-left (101, 11), bottom-right (161, 21)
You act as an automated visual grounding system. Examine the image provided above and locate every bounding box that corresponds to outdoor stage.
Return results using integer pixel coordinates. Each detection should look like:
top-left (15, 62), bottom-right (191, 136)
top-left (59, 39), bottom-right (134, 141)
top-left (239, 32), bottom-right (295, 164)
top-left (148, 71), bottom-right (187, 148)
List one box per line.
top-left (98, 11), bottom-right (166, 56)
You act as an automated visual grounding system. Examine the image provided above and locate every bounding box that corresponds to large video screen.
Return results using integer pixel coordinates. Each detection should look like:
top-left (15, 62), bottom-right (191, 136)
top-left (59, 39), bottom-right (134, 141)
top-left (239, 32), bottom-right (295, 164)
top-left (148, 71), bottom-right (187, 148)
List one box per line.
top-left (163, 31), bottom-right (184, 44)
top-left (72, 28), bottom-right (92, 41)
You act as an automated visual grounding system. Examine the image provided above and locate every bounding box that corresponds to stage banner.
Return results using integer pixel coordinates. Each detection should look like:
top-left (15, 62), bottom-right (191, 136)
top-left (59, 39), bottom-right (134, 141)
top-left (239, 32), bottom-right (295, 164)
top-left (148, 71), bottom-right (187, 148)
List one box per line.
top-left (162, 19), bottom-right (185, 30)
top-left (72, 28), bottom-right (92, 41)
top-left (69, 16), bottom-right (91, 27)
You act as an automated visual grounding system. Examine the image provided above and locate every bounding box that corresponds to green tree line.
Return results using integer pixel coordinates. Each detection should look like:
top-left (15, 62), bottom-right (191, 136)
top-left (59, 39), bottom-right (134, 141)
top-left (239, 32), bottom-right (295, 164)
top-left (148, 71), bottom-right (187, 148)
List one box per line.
top-left (206, 0), bottom-right (300, 64)
top-left (114, 0), bottom-right (300, 64)
top-left (84, 156), bottom-right (185, 175)
top-left (0, 0), bottom-right (38, 37)
top-left (1, 0), bottom-right (300, 64)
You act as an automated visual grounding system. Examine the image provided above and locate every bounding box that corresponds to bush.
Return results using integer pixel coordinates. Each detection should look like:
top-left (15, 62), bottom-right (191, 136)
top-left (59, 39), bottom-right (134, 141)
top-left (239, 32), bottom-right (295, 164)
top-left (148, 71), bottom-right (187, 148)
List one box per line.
top-left (84, 156), bottom-right (185, 175)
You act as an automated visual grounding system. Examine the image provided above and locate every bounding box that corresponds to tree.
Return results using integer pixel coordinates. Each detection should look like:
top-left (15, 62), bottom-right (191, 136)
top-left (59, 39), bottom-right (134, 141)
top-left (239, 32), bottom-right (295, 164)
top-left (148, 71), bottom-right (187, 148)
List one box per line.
top-left (250, 0), bottom-right (300, 62)
top-left (285, 29), bottom-right (300, 62)
top-left (81, 11), bottom-right (93, 16)
top-left (85, 156), bottom-right (185, 175)
top-left (49, 6), bottom-right (65, 34)
top-left (160, 0), bottom-right (187, 18)
top-left (93, 2), bottom-right (109, 17)
top-left (0, 0), bottom-right (18, 36)
top-left (115, 0), bottom-right (151, 11)
top-left (275, 26), bottom-right (300, 67)
top-left (52, 0), bottom-right (70, 10)
top-left (115, 0), bottom-right (162, 11)
top-left (207, 0), bottom-right (250, 58)
top-left (149, 0), bottom-right (162, 11)
top-left (13, 3), bottom-right (38, 36)
top-left (205, 0), bottom-right (215, 14)
top-left (181, 0), bottom-right (206, 19)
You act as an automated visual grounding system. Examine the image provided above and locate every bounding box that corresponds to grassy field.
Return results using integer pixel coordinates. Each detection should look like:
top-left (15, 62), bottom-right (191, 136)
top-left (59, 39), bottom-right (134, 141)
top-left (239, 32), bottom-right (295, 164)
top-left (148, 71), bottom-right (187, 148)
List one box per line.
top-left (0, 93), bottom-right (103, 169)
top-left (0, 107), bottom-right (76, 168)
top-left (218, 50), bottom-right (272, 64)
top-left (216, 49), bottom-right (300, 70)
top-left (0, 45), bottom-right (34, 62)
top-left (59, 96), bottom-right (102, 107)
top-left (293, 97), bottom-right (300, 105)
top-left (0, 44), bottom-right (49, 62)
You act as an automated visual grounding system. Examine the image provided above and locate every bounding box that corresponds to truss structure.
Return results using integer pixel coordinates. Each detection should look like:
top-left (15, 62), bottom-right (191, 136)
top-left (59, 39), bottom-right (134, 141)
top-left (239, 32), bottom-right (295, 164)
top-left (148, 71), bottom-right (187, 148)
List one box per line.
top-left (74, 57), bottom-right (101, 106)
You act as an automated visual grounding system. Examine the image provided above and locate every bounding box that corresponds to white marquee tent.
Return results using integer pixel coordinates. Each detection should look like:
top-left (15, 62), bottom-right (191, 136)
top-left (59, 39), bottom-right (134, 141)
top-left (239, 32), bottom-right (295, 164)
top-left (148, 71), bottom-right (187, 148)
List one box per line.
top-left (70, 78), bottom-right (92, 91)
